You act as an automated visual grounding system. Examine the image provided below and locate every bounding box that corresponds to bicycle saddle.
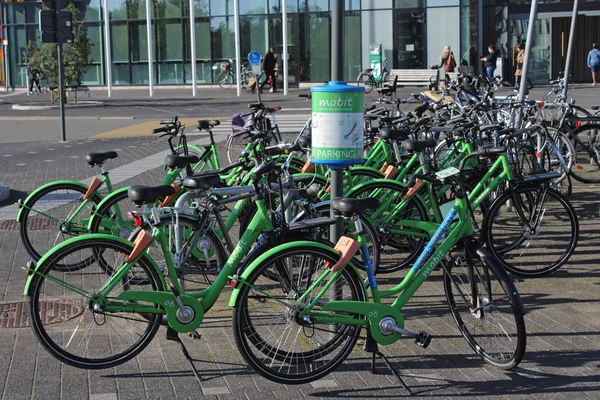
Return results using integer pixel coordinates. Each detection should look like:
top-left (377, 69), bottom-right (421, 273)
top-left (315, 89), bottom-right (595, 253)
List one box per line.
top-left (128, 185), bottom-right (176, 206)
top-left (85, 151), bottom-right (118, 166)
top-left (164, 154), bottom-right (200, 170)
top-left (196, 120), bottom-right (220, 130)
top-left (380, 128), bottom-right (410, 141)
top-left (402, 139), bottom-right (437, 153)
top-left (181, 174), bottom-right (221, 191)
top-left (331, 197), bottom-right (380, 218)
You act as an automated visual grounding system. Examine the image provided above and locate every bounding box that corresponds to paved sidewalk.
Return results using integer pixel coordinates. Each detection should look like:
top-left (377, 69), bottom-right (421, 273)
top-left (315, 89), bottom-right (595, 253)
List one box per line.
top-left (0, 90), bottom-right (599, 399)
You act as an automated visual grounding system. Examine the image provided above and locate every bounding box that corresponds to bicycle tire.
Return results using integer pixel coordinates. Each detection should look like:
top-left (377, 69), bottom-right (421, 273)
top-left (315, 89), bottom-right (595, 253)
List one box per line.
top-left (348, 180), bottom-right (429, 273)
top-left (483, 184), bottom-right (578, 277)
top-left (217, 71), bottom-right (234, 89)
top-left (232, 245), bottom-right (365, 384)
top-left (357, 74), bottom-right (374, 94)
top-left (570, 124), bottom-right (600, 183)
top-left (28, 237), bottom-right (164, 369)
top-left (226, 129), bottom-right (254, 164)
top-left (19, 182), bottom-right (102, 268)
top-left (444, 246), bottom-right (526, 369)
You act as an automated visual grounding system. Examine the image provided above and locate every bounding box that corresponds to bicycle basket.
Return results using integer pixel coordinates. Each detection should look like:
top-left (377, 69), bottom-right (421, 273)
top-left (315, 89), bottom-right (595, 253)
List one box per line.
top-left (220, 61), bottom-right (230, 72)
top-left (538, 104), bottom-right (563, 124)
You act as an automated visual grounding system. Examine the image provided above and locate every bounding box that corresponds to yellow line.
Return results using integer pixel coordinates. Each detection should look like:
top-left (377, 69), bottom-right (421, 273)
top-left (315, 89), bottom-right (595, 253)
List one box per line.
top-left (90, 117), bottom-right (232, 139)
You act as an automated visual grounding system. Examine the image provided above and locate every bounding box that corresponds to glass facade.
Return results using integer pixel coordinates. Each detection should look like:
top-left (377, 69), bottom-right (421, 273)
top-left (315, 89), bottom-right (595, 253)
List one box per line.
top-left (6, 0), bottom-right (592, 87)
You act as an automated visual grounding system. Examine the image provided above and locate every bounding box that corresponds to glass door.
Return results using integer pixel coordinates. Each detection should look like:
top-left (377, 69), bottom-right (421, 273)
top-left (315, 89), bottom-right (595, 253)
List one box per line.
top-left (269, 14), bottom-right (299, 87)
top-left (394, 11), bottom-right (426, 69)
top-left (509, 16), bottom-right (551, 85)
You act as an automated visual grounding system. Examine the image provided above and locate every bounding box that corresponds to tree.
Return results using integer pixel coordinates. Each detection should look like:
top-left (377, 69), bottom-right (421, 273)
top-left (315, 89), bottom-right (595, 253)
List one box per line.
top-left (25, 3), bottom-right (92, 103)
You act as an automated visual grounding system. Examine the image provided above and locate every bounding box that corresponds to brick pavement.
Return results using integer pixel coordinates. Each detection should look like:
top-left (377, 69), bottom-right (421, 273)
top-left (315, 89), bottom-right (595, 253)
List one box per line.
top-left (0, 103), bottom-right (600, 399)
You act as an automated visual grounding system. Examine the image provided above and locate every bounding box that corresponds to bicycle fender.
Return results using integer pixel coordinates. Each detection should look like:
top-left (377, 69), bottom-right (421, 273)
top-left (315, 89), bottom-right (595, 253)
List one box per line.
top-left (23, 234), bottom-right (166, 296)
top-left (348, 165), bottom-right (385, 177)
top-left (474, 247), bottom-right (525, 317)
top-left (228, 240), bottom-right (367, 307)
top-left (16, 180), bottom-right (91, 223)
top-left (344, 178), bottom-right (406, 198)
top-left (87, 186), bottom-right (130, 231)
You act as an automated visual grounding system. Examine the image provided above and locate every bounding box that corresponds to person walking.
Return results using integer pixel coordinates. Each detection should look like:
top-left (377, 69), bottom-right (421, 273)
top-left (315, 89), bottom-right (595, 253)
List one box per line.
top-left (514, 43), bottom-right (524, 88)
top-left (27, 63), bottom-right (42, 94)
top-left (481, 44), bottom-right (499, 88)
top-left (587, 43), bottom-right (600, 86)
top-left (440, 45), bottom-right (456, 73)
top-left (260, 47), bottom-right (277, 93)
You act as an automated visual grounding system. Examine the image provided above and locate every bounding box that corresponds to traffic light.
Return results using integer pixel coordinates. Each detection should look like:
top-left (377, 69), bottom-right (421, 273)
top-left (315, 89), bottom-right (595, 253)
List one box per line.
top-left (39, 10), bottom-right (73, 44)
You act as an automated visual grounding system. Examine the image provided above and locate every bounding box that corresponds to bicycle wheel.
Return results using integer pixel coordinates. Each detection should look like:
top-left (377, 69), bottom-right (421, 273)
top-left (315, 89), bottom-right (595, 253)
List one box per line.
top-left (444, 247), bottom-right (526, 369)
top-left (233, 245), bottom-right (365, 384)
top-left (226, 130), bottom-right (254, 164)
top-left (27, 237), bottom-right (164, 369)
top-left (357, 74), bottom-right (374, 94)
top-left (348, 181), bottom-right (429, 273)
top-left (570, 124), bottom-right (600, 183)
top-left (19, 182), bottom-right (102, 267)
top-left (217, 71), bottom-right (234, 89)
top-left (483, 184), bottom-right (578, 277)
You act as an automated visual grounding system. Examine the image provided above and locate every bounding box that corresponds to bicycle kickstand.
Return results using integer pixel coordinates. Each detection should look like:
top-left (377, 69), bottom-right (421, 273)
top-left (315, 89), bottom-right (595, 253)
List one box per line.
top-left (364, 330), bottom-right (411, 396)
top-left (166, 326), bottom-right (203, 384)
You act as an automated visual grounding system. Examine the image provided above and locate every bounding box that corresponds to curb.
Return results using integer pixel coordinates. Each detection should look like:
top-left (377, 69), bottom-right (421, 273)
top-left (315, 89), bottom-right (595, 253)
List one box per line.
top-left (12, 101), bottom-right (105, 111)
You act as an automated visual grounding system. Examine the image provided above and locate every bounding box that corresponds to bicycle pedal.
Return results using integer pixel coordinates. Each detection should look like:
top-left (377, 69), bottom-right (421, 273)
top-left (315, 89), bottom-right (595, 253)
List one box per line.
top-left (414, 331), bottom-right (432, 348)
top-left (188, 330), bottom-right (201, 340)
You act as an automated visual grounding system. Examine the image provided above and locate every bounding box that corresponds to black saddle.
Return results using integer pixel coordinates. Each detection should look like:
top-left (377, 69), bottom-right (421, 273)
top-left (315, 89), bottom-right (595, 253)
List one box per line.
top-left (331, 197), bottom-right (380, 218)
top-left (380, 128), bottom-right (410, 141)
top-left (181, 173), bottom-right (221, 191)
top-left (164, 154), bottom-right (200, 170)
top-left (128, 185), bottom-right (176, 206)
top-left (402, 139), bottom-right (437, 153)
top-left (196, 120), bottom-right (220, 130)
top-left (86, 151), bottom-right (118, 166)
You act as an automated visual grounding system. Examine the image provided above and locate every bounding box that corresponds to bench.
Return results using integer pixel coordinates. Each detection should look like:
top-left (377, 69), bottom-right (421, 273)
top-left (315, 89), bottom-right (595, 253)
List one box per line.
top-left (389, 69), bottom-right (459, 88)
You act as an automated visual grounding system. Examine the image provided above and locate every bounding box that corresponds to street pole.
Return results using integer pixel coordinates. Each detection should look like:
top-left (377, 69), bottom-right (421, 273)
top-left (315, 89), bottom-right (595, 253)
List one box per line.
top-left (189, 0), bottom-right (196, 96)
top-left (234, 0), bottom-right (241, 97)
top-left (516, 0), bottom-right (538, 128)
top-left (146, 0), bottom-right (154, 97)
top-left (330, 0), bottom-right (344, 247)
top-left (56, 7), bottom-right (66, 142)
top-left (282, 0), bottom-right (288, 95)
top-left (103, 0), bottom-right (112, 97)
top-left (562, 0), bottom-right (580, 101)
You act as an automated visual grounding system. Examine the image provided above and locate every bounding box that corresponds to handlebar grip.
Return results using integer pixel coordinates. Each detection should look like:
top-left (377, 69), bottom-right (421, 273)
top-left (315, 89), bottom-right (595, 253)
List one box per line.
top-left (299, 94), bottom-right (311, 99)
top-left (153, 126), bottom-right (169, 134)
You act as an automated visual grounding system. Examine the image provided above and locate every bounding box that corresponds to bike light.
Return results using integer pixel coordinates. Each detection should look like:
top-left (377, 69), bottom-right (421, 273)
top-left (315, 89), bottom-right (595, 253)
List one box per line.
top-left (538, 101), bottom-right (544, 107)
top-left (128, 212), bottom-right (143, 227)
top-left (575, 120), bottom-right (582, 128)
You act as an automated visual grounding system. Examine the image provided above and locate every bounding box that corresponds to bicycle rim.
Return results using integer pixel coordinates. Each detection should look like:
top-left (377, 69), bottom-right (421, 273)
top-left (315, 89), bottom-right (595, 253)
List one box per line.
top-left (20, 182), bottom-right (101, 269)
top-left (444, 248), bottom-right (526, 369)
top-left (233, 246), bottom-right (364, 384)
top-left (28, 238), bottom-right (163, 369)
top-left (484, 185), bottom-right (578, 277)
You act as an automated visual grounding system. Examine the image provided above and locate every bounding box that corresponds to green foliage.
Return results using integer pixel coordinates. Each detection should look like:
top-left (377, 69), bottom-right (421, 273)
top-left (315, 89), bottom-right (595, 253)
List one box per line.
top-left (25, 3), bottom-right (93, 102)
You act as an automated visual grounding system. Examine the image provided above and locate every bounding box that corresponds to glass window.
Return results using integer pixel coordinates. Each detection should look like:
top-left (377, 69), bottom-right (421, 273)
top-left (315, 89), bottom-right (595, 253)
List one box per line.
top-left (193, 0), bottom-right (210, 16)
top-left (427, 0), bottom-right (459, 7)
top-left (81, 0), bottom-right (102, 21)
top-left (394, 0), bottom-right (424, 7)
top-left (155, 0), bottom-right (183, 19)
top-left (131, 22), bottom-right (148, 62)
top-left (210, 0), bottom-right (235, 15)
top-left (131, 63), bottom-right (150, 84)
top-left (240, 0), bottom-right (268, 14)
top-left (427, 7), bottom-right (459, 66)
top-left (7, 3), bottom-right (26, 24)
top-left (361, 0), bottom-right (392, 9)
top-left (344, 11), bottom-right (361, 80)
top-left (211, 17), bottom-right (236, 60)
top-left (395, 11), bottom-right (425, 68)
top-left (300, 0), bottom-right (329, 12)
top-left (110, 24), bottom-right (129, 62)
top-left (240, 16), bottom-right (268, 62)
top-left (85, 23), bottom-right (104, 67)
top-left (346, 0), bottom-right (360, 10)
top-left (157, 63), bottom-right (184, 83)
top-left (308, 13), bottom-right (330, 81)
top-left (25, 3), bottom-right (42, 24)
top-left (128, 0), bottom-right (147, 19)
top-left (460, 2), bottom-right (478, 72)
top-left (195, 20), bottom-right (212, 60)
top-left (112, 63), bottom-right (131, 84)
top-left (156, 20), bottom-right (184, 61)
top-left (108, 0), bottom-right (128, 20)
top-left (269, 0), bottom-right (299, 13)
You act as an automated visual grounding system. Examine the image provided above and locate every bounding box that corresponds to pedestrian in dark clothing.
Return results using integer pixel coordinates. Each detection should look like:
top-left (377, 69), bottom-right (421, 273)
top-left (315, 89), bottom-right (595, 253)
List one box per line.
top-left (28, 64), bottom-right (42, 94)
top-left (587, 43), bottom-right (600, 86)
top-left (260, 47), bottom-right (277, 93)
top-left (481, 45), bottom-right (499, 88)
